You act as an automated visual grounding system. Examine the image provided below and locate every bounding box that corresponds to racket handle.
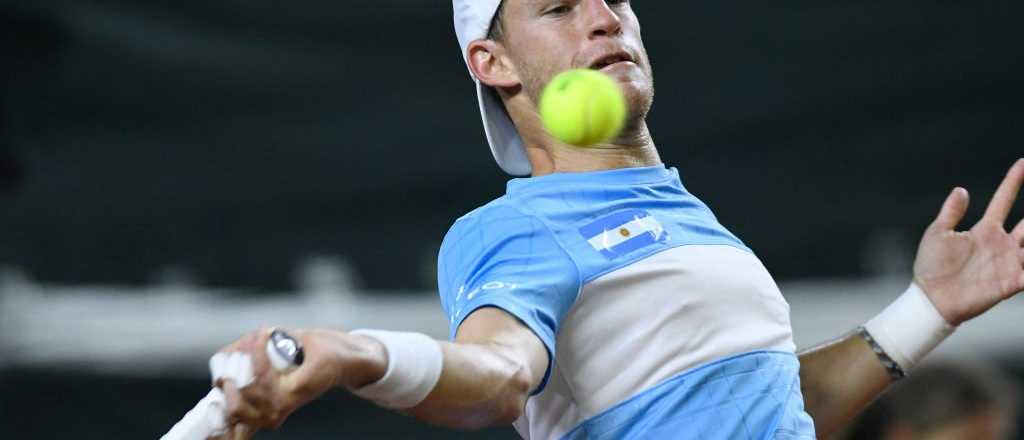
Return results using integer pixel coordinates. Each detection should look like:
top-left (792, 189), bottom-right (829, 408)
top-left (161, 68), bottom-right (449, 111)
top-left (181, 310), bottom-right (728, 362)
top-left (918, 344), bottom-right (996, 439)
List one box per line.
top-left (160, 388), bottom-right (228, 440)
top-left (164, 330), bottom-right (305, 440)
top-left (265, 329), bottom-right (305, 372)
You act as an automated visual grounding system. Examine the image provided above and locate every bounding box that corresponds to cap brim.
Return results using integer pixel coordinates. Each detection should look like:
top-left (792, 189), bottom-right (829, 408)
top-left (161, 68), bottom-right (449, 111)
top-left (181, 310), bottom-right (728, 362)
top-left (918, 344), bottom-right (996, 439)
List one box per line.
top-left (476, 81), bottom-right (532, 176)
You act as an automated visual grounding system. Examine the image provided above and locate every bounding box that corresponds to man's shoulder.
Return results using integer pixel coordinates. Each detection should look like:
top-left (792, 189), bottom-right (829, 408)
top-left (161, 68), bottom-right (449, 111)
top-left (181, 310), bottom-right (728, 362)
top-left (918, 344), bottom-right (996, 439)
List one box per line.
top-left (452, 195), bottom-right (520, 224)
top-left (445, 195), bottom-right (547, 239)
top-left (440, 195), bottom-right (528, 254)
top-left (437, 195), bottom-right (577, 285)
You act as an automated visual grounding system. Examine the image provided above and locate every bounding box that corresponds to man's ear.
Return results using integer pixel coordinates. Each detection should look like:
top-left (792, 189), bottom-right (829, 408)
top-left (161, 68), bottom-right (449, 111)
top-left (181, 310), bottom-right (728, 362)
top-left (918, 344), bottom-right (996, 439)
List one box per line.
top-left (467, 39), bottom-right (519, 89)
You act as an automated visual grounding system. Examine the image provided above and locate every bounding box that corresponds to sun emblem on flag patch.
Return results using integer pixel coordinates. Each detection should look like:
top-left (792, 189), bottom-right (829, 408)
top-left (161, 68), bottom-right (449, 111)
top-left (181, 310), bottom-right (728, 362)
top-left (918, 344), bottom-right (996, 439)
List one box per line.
top-left (579, 209), bottom-right (668, 259)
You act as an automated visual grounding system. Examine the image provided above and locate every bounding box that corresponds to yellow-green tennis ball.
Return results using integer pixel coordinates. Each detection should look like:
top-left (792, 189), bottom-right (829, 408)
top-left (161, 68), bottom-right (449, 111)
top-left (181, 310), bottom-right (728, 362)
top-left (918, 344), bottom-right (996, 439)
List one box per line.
top-left (539, 69), bottom-right (627, 146)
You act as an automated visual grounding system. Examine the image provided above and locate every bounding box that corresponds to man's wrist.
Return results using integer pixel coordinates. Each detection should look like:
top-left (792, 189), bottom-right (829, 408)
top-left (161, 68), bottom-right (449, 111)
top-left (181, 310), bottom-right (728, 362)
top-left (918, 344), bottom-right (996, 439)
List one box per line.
top-left (863, 283), bottom-right (956, 373)
top-left (313, 331), bottom-right (388, 390)
top-left (347, 330), bottom-right (444, 409)
top-left (856, 326), bottom-right (906, 381)
top-left (912, 277), bottom-right (963, 325)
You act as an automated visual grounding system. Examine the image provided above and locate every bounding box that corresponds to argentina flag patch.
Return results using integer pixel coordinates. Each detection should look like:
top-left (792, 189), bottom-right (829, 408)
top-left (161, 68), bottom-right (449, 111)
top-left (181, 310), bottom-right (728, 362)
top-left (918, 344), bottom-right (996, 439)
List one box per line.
top-left (579, 209), bottom-right (668, 259)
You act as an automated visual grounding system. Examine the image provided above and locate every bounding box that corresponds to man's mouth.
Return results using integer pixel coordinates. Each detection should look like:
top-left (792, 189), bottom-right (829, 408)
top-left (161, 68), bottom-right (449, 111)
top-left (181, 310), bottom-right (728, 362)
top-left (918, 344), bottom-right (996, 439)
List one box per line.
top-left (589, 51), bottom-right (635, 70)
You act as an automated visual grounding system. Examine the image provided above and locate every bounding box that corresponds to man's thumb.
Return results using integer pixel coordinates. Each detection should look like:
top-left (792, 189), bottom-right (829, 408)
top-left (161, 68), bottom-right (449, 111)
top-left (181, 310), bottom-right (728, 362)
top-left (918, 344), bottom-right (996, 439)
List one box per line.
top-left (931, 187), bottom-right (970, 231)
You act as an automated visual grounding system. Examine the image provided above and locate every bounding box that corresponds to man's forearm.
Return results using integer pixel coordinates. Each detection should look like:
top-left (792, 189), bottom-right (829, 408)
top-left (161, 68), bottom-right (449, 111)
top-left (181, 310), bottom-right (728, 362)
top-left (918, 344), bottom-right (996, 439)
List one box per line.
top-left (405, 340), bottom-right (534, 429)
top-left (796, 331), bottom-right (891, 438)
top-left (327, 334), bottom-right (531, 429)
top-left (328, 321), bottom-right (542, 429)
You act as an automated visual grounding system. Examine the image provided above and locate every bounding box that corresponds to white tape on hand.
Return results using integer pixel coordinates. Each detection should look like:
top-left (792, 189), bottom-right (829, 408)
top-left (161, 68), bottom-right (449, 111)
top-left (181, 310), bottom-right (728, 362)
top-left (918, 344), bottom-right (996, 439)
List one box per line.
top-left (209, 352), bottom-right (255, 389)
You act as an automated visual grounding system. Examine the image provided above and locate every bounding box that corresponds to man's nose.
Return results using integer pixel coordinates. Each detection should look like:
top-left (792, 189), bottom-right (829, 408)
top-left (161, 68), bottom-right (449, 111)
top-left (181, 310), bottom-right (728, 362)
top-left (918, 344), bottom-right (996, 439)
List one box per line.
top-left (583, 0), bottom-right (622, 39)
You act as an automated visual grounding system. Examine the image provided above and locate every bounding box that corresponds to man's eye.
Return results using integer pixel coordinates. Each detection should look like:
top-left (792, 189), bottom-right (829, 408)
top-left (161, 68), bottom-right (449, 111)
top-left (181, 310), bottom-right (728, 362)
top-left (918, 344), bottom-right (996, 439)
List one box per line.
top-left (546, 5), bottom-right (571, 15)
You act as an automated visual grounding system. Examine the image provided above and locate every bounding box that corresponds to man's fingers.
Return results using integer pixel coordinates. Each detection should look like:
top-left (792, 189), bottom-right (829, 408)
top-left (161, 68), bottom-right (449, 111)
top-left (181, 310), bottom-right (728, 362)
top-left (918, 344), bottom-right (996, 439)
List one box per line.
top-left (1012, 218), bottom-right (1024, 245)
top-left (982, 158), bottom-right (1024, 226)
top-left (932, 187), bottom-right (971, 231)
top-left (221, 380), bottom-right (260, 425)
top-left (230, 423), bottom-right (255, 440)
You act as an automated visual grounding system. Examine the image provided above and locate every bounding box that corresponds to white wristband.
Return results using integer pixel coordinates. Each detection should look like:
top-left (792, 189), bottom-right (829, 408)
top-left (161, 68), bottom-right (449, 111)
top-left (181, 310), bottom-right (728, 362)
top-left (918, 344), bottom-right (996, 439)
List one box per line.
top-left (864, 283), bottom-right (955, 371)
top-left (349, 329), bottom-right (443, 409)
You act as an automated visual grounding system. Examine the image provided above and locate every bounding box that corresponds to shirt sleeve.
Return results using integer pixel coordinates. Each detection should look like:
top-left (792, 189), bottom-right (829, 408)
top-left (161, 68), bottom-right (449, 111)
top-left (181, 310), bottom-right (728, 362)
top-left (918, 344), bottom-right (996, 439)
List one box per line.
top-left (437, 204), bottom-right (581, 394)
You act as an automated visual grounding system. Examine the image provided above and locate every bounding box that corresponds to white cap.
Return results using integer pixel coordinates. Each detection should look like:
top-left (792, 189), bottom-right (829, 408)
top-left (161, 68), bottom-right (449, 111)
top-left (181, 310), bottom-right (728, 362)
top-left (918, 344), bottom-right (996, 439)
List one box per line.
top-left (453, 0), bottom-right (532, 176)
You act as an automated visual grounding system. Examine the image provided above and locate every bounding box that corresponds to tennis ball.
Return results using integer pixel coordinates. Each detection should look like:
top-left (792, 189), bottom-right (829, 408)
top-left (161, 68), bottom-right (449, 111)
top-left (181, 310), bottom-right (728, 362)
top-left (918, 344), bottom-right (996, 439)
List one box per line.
top-left (539, 69), bottom-right (627, 146)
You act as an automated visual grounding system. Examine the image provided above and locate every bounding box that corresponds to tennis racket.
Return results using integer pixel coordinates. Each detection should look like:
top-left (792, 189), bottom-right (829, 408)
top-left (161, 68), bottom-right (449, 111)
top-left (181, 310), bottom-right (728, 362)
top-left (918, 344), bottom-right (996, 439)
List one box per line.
top-left (161, 330), bottom-right (304, 440)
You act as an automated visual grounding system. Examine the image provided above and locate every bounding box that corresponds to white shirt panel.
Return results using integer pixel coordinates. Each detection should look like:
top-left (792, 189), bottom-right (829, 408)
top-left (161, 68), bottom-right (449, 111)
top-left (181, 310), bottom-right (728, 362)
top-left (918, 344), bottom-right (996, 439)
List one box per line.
top-left (514, 244), bottom-right (795, 440)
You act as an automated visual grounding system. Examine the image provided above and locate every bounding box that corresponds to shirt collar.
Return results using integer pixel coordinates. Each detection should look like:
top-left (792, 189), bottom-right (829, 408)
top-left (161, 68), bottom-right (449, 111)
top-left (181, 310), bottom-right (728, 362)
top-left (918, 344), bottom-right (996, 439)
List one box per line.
top-left (506, 165), bottom-right (678, 196)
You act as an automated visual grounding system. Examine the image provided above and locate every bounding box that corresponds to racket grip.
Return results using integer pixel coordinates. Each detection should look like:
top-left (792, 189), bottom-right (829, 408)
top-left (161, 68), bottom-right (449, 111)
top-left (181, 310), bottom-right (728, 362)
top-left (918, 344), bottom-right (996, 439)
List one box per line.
top-left (160, 388), bottom-right (228, 440)
top-left (164, 330), bottom-right (305, 440)
top-left (265, 329), bottom-right (305, 372)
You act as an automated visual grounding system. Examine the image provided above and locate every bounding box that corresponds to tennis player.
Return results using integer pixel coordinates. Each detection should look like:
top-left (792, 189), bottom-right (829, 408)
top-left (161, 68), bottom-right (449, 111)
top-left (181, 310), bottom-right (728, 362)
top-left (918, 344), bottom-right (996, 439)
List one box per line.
top-left (209, 1), bottom-right (1024, 439)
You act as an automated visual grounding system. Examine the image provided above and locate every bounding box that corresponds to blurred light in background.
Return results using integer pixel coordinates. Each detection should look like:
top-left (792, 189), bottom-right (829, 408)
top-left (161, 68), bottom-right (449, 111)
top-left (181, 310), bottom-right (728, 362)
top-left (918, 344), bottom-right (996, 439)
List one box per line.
top-left (2, 0), bottom-right (1022, 438)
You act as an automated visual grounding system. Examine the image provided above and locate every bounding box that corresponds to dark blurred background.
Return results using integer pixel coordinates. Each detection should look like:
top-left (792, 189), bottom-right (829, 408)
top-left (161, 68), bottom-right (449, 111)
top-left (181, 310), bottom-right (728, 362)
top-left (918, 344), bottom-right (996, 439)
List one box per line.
top-left (1, 0), bottom-right (1022, 439)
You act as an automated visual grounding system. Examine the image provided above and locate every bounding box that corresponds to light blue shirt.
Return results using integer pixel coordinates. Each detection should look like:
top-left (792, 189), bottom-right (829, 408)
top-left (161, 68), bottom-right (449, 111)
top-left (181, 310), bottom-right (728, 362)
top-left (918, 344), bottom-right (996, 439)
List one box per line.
top-left (438, 165), bottom-right (815, 439)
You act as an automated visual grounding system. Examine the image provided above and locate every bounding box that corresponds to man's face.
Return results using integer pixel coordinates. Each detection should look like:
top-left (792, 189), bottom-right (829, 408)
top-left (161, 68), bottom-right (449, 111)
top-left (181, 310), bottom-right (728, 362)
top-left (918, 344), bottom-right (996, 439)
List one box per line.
top-left (498, 0), bottom-right (655, 120)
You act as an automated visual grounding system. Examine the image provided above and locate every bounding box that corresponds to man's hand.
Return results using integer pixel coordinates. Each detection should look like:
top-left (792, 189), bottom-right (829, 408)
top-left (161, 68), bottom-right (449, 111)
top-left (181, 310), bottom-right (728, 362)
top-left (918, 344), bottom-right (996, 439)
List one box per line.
top-left (212, 328), bottom-right (387, 439)
top-left (798, 160), bottom-right (1024, 437)
top-left (206, 311), bottom-right (546, 437)
top-left (913, 158), bottom-right (1024, 326)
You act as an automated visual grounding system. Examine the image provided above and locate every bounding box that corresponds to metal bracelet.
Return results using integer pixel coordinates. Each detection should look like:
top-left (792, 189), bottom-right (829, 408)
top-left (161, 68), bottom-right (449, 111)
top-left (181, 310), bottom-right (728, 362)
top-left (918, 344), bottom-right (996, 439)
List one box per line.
top-left (857, 326), bottom-right (906, 381)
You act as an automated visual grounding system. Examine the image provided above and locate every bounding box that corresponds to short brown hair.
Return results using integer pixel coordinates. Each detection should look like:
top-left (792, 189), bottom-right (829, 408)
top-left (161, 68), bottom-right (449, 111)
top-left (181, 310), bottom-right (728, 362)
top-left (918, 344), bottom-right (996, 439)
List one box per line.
top-left (486, 2), bottom-right (506, 42)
